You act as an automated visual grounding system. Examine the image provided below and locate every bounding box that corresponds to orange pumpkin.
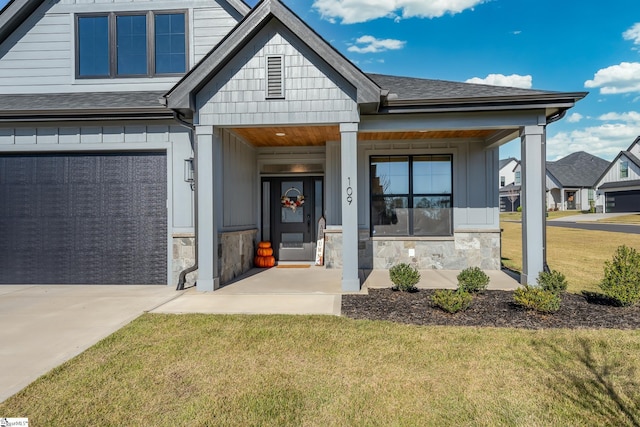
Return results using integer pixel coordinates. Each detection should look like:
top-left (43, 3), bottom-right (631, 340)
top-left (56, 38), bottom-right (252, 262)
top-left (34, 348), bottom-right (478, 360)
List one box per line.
top-left (258, 241), bottom-right (272, 249)
top-left (254, 255), bottom-right (275, 268)
top-left (257, 247), bottom-right (274, 257)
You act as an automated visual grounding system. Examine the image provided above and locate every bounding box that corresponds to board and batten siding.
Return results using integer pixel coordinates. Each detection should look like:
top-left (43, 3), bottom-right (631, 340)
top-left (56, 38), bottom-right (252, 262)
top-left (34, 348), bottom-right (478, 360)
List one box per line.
top-left (0, 124), bottom-right (195, 229)
top-left (196, 20), bottom-right (359, 127)
top-left (599, 153), bottom-right (640, 185)
top-left (0, 0), bottom-right (241, 94)
top-left (221, 129), bottom-right (257, 228)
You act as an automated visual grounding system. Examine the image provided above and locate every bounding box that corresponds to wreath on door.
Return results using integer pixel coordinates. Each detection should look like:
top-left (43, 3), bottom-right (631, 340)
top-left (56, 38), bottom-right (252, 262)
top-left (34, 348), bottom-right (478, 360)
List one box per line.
top-left (281, 187), bottom-right (305, 212)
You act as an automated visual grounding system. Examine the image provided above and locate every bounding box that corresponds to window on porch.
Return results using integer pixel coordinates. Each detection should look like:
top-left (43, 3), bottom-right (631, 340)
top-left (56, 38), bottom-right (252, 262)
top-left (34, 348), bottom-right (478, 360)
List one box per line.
top-left (370, 155), bottom-right (452, 237)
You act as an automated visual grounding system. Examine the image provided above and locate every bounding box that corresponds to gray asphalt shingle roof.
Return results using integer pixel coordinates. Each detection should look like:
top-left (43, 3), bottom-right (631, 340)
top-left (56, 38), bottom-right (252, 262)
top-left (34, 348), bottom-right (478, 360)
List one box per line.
top-left (366, 73), bottom-right (556, 101)
top-left (499, 157), bottom-right (518, 171)
top-left (546, 151), bottom-right (610, 187)
top-left (0, 91), bottom-right (167, 112)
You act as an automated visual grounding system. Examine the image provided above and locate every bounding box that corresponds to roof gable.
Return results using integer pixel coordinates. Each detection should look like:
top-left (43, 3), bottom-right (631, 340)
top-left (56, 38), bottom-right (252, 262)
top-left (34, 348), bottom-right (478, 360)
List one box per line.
top-left (546, 151), bottom-right (609, 187)
top-left (164, 0), bottom-right (381, 113)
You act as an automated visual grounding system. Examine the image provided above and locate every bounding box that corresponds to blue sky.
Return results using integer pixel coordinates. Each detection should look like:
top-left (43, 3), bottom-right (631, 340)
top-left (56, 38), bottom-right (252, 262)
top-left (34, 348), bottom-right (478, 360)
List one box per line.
top-left (2, 0), bottom-right (640, 161)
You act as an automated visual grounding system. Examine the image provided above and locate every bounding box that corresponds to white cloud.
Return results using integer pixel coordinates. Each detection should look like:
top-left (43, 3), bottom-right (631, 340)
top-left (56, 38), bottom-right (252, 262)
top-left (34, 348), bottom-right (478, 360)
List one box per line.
top-left (584, 62), bottom-right (640, 94)
top-left (547, 111), bottom-right (640, 160)
top-left (312, 0), bottom-right (485, 24)
top-left (465, 73), bottom-right (533, 89)
top-left (623, 23), bottom-right (640, 45)
top-left (347, 35), bottom-right (406, 53)
top-left (566, 113), bottom-right (583, 123)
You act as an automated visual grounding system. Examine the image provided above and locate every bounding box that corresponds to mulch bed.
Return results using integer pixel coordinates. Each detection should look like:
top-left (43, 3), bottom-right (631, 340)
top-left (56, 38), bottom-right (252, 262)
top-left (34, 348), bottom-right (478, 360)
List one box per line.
top-left (342, 289), bottom-right (640, 330)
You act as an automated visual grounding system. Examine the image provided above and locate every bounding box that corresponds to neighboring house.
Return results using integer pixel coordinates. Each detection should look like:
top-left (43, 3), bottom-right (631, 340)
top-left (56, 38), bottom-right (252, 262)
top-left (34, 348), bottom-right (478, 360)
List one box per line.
top-left (546, 151), bottom-right (609, 211)
top-left (594, 137), bottom-right (640, 213)
top-left (0, 0), bottom-right (585, 290)
top-left (498, 157), bottom-right (520, 212)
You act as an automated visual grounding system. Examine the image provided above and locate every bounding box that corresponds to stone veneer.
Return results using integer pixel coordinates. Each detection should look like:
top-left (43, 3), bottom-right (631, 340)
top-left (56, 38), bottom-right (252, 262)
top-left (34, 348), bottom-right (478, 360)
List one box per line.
top-left (172, 234), bottom-right (197, 287)
top-left (324, 229), bottom-right (501, 270)
top-left (172, 229), bottom-right (257, 287)
top-left (219, 229), bottom-right (257, 284)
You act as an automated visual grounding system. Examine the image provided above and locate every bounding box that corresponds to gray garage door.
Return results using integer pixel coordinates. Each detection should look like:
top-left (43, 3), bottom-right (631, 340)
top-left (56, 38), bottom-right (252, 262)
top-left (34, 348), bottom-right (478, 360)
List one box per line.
top-left (0, 152), bottom-right (167, 284)
top-left (605, 190), bottom-right (640, 213)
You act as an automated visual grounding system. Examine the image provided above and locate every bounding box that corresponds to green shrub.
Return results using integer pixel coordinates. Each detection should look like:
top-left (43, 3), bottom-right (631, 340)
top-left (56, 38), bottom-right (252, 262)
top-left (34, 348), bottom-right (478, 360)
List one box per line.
top-left (457, 267), bottom-right (490, 293)
top-left (431, 290), bottom-right (473, 313)
top-left (599, 245), bottom-right (640, 306)
top-left (513, 286), bottom-right (561, 313)
top-left (516, 206), bottom-right (522, 212)
top-left (536, 270), bottom-right (567, 295)
top-left (389, 263), bottom-right (421, 292)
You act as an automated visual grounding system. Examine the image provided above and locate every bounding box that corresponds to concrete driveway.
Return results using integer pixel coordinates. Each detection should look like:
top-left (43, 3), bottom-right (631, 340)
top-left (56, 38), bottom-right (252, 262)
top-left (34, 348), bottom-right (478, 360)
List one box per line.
top-left (0, 285), bottom-right (179, 403)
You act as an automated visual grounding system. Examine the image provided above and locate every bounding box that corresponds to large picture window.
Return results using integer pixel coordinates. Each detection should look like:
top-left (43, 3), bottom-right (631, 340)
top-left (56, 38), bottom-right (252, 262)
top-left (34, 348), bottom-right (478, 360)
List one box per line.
top-left (76, 11), bottom-right (187, 78)
top-left (370, 155), bottom-right (453, 236)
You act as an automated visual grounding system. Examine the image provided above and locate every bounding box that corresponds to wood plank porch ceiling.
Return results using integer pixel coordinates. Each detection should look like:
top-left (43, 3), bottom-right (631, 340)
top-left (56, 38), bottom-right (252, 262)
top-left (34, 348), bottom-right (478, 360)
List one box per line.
top-left (231, 126), bottom-right (496, 147)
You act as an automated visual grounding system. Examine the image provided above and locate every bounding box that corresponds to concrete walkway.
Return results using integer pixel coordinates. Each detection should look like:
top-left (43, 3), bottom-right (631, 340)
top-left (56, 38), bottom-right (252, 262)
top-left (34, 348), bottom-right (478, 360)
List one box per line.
top-left (152, 266), bottom-right (520, 316)
top-left (0, 285), bottom-right (178, 403)
top-left (547, 212), bottom-right (632, 222)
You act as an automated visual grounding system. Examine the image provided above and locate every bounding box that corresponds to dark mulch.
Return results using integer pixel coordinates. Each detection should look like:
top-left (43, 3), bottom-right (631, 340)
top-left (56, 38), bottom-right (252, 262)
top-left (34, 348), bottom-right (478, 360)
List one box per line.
top-left (342, 289), bottom-right (640, 330)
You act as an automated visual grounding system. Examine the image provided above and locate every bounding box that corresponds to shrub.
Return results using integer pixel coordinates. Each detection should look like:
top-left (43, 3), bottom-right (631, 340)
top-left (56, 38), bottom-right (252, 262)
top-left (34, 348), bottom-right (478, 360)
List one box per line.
top-left (516, 206), bottom-right (522, 212)
top-left (431, 289), bottom-right (472, 313)
top-left (457, 267), bottom-right (490, 293)
top-left (389, 263), bottom-right (421, 292)
top-left (599, 245), bottom-right (640, 306)
top-left (513, 286), bottom-right (560, 313)
top-left (536, 270), bottom-right (567, 295)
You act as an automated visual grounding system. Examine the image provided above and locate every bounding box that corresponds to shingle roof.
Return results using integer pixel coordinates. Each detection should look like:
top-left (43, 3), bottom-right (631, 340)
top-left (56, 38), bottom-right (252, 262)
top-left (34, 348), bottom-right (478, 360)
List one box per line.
top-left (546, 151), bottom-right (610, 187)
top-left (0, 91), bottom-right (167, 113)
top-left (599, 179), bottom-right (640, 190)
top-left (366, 73), bottom-right (555, 101)
top-left (499, 157), bottom-right (518, 170)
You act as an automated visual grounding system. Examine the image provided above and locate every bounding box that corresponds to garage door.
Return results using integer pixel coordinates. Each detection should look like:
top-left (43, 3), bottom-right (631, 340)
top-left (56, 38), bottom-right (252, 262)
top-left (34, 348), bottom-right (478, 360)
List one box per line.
top-left (605, 190), bottom-right (640, 213)
top-left (0, 152), bottom-right (167, 284)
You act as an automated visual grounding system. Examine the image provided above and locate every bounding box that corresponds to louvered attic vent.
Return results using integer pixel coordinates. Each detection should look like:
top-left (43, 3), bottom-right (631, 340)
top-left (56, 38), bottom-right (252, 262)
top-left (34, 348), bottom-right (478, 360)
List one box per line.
top-left (266, 55), bottom-right (284, 99)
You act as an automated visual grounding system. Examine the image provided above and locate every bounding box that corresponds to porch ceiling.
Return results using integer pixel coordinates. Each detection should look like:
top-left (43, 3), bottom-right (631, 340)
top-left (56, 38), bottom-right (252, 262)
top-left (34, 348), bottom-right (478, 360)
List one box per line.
top-left (231, 126), bottom-right (499, 147)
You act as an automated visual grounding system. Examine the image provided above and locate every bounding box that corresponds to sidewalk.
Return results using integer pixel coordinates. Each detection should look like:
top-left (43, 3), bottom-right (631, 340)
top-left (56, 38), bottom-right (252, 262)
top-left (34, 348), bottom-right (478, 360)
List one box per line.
top-left (546, 212), bottom-right (632, 222)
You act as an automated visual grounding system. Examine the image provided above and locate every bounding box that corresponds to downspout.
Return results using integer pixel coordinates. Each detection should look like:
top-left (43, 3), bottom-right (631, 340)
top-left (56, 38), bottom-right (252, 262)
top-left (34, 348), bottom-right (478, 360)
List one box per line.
top-left (173, 111), bottom-right (198, 290)
top-left (541, 109), bottom-right (567, 273)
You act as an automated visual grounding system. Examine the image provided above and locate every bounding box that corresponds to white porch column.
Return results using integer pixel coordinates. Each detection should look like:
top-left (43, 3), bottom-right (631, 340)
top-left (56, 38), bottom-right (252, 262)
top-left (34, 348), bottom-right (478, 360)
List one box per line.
top-left (340, 122), bottom-right (360, 291)
top-left (195, 126), bottom-right (221, 291)
top-left (560, 188), bottom-right (565, 211)
top-left (520, 125), bottom-right (547, 285)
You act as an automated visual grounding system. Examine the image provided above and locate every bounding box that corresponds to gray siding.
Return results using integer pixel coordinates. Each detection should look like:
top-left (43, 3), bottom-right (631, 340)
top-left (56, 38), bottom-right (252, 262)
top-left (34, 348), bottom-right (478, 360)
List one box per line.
top-left (221, 129), bottom-right (257, 228)
top-left (196, 20), bottom-right (359, 127)
top-left (0, 0), bottom-right (240, 94)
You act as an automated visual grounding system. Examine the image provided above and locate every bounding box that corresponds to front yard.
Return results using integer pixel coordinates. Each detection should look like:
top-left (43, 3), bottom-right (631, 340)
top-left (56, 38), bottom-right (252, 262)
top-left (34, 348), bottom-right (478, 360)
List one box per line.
top-left (1, 314), bottom-right (640, 426)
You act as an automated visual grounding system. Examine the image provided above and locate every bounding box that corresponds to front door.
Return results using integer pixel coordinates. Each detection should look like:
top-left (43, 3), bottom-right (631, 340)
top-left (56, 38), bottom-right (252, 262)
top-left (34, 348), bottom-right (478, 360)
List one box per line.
top-left (566, 191), bottom-right (576, 210)
top-left (262, 177), bottom-right (323, 261)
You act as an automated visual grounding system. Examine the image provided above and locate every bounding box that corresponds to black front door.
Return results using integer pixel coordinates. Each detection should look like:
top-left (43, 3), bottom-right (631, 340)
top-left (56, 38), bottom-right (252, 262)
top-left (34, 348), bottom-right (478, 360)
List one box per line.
top-left (262, 177), bottom-right (323, 261)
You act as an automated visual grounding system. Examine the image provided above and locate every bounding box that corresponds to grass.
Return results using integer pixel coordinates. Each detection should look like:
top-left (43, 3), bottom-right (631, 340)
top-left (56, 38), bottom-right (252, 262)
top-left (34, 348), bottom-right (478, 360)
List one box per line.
top-left (598, 214), bottom-right (640, 224)
top-left (500, 221), bottom-right (640, 293)
top-left (2, 314), bottom-right (640, 426)
top-left (500, 210), bottom-right (587, 222)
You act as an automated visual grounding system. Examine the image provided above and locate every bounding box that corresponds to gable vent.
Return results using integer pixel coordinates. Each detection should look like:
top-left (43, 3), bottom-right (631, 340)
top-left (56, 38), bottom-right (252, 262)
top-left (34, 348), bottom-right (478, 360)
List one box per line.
top-left (266, 55), bottom-right (284, 99)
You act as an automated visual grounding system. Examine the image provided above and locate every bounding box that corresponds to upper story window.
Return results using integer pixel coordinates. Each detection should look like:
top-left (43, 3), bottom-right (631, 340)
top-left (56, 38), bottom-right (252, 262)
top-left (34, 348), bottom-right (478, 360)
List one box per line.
top-left (370, 155), bottom-right (453, 237)
top-left (514, 170), bottom-right (521, 185)
top-left (500, 176), bottom-right (505, 187)
top-left (620, 160), bottom-right (629, 179)
top-left (76, 11), bottom-right (187, 78)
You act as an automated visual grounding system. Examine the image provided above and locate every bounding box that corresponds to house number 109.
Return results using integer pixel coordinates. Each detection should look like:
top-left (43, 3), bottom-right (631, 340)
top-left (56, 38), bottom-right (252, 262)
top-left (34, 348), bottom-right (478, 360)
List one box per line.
top-left (346, 177), bottom-right (353, 205)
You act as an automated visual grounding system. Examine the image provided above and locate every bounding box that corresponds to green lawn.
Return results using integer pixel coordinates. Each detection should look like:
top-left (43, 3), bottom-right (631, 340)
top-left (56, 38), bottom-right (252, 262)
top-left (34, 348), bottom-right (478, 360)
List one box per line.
top-left (2, 314), bottom-right (640, 426)
top-left (500, 221), bottom-right (640, 293)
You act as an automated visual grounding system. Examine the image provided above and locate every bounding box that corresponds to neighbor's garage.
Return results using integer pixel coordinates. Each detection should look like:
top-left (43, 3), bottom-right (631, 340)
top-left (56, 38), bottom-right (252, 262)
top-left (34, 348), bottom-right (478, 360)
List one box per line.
top-left (0, 152), bottom-right (167, 284)
top-left (605, 189), bottom-right (640, 213)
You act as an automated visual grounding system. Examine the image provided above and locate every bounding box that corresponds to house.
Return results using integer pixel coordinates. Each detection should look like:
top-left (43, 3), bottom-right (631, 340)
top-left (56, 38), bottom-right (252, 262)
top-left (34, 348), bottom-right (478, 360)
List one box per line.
top-left (498, 157), bottom-right (520, 212)
top-left (594, 137), bottom-right (640, 213)
top-left (546, 151), bottom-right (609, 211)
top-left (0, 0), bottom-right (586, 291)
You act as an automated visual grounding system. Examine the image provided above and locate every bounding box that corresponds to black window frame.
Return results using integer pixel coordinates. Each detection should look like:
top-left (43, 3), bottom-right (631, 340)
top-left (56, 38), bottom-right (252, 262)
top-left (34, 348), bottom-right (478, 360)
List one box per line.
top-left (75, 10), bottom-right (188, 79)
top-left (369, 154), bottom-right (453, 237)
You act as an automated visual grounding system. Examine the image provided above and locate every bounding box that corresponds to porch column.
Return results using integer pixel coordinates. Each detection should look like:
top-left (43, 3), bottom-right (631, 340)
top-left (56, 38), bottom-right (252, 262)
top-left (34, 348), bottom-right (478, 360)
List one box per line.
top-left (195, 126), bottom-right (221, 291)
top-left (560, 188), bottom-right (565, 211)
top-left (520, 125), bottom-right (547, 285)
top-left (340, 122), bottom-right (360, 291)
